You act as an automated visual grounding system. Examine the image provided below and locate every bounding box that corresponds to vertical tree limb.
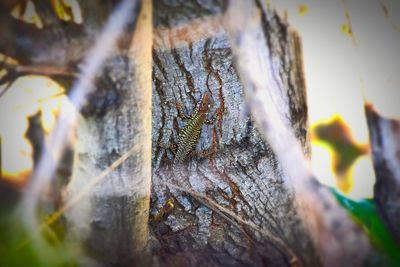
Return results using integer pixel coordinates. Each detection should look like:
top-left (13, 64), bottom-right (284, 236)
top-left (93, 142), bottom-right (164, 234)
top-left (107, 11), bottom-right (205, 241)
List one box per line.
top-left (65, 0), bottom-right (153, 265)
top-left (224, 1), bottom-right (375, 266)
top-left (366, 104), bottom-right (400, 246)
top-left (17, 0), bottom-right (140, 262)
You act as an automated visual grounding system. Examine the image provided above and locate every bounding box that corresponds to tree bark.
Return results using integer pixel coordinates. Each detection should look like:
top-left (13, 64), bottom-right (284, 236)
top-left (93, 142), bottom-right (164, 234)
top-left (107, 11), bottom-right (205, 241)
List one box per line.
top-left (225, 2), bottom-right (377, 267)
top-left (366, 104), bottom-right (400, 246)
top-left (151, 1), bottom-right (317, 266)
top-left (65, 1), bottom-right (153, 266)
top-left (0, 0), bottom-right (383, 266)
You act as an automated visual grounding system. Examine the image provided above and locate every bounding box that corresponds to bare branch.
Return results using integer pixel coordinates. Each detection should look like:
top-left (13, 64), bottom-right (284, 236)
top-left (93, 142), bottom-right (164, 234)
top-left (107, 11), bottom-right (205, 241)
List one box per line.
top-left (0, 7), bottom-right (89, 66)
top-left (77, 0), bottom-right (109, 31)
top-left (224, 1), bottom-right (373, 266)
top-left (340, 0), bottom-right (357, 46)
top-left (0, 69), bottom-right (16, 86)
top-left (32, 0), bottom-right (60, 28)
top-left (0, 69), bottom-right (19, 98)
top-left (17, 0), bottom-right (140, 251)
top-left (44, 143), bottom-right (140, 229)
top-left (16, 142), bottom-right (140, 252)
top-left (1, 62), bottom-right (77, 78)
top-left (0, 62), bottom-right (76, 98)
top-left (366, 104), bottom-right (400, 245)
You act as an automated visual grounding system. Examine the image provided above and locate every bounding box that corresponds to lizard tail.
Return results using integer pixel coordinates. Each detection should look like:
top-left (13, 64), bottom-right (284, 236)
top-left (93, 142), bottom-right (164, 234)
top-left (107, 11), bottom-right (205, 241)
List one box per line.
top-left (172, 163), bottom-right (189, 187)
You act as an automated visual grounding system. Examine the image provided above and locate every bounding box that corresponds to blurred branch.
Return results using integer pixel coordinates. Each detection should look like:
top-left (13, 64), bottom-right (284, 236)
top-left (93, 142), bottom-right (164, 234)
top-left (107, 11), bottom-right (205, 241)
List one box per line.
top-left (366, 104), bottom-right (400, 246)
top-left (224, 1), bottom-right (373, 266)
top-left (0, 70), bottom-right (18, 98)
top-left (33, 0), bottom-right (60, 28)
top-left (340, 0), bottom-right (357, 47)
top-left (16, 142), bottom-right (140, 254)
top-left (377, 0), bottom-right (400, 32)
top-left (18, 0), bottom-right (140, 251)
top-left (77, 0), bottom-right (109, 31)
top-left (1, 62), bottom-right (77, 78)
top-left (64, 1), bottom-right (151, 264)
top-left (0, 7), bottom-right (89, 66)
top-left (0, 0), bottom-right (20, 10)
top-left (44, 143), bottom-right (140, 229)
top-left (0, 62), bottom-right (76, 98)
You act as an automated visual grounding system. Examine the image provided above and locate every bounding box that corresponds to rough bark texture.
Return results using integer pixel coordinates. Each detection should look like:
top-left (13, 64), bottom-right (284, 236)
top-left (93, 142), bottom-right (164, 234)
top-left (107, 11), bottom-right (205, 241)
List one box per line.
top-left (225, 2), bottom-right (376, 267)
top-left (1, 1), bottom-right (384, 266)
top-left (150, 1), bottom-right (317, 266)
top-left (366, 104), bottom-right (400, 246)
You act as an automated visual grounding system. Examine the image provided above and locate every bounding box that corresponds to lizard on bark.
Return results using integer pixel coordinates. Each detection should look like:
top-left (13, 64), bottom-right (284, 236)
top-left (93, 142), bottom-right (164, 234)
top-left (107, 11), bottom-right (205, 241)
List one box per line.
top-left (173, 91), bottom-right (213, 165)
top-left (151, 92), bottom-right (213, 221)
top-left (156, 94), bottom-right (299, 264)
top-left (172, 92), bottom-right (214, 185)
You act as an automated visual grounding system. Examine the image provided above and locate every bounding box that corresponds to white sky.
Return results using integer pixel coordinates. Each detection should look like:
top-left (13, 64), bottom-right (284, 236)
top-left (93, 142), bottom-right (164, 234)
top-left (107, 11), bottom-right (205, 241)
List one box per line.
top-left (270, 0), bottom-right (400, 199)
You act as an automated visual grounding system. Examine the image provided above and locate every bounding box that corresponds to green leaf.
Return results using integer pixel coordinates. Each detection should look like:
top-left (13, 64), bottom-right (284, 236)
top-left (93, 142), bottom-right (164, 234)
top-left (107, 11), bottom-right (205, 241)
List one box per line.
top-left (0, 208), bottom-right (77, 267)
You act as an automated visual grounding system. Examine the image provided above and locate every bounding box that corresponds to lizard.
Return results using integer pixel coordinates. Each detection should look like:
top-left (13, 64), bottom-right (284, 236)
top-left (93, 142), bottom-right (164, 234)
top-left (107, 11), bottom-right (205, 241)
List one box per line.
top-left (150, 92), bottom-right (213, 222)
top-left (174, 91), bottom-right (213, 165)
top-left (172, 91), bottom-right (214, 185)
top-left (156, 95), bottom-right (300, 264)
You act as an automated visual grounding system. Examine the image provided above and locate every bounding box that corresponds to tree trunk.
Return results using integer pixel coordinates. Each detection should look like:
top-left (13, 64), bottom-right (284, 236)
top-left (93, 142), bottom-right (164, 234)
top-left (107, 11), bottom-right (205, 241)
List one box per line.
top-left (150, 1), bottom-right (317, 266)
top-left (65, 1), bottom-right (153, 266)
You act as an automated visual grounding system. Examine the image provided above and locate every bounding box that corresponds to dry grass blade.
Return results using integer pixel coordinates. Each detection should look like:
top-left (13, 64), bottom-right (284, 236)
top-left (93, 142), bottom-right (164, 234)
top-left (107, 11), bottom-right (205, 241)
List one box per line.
top-left (44, 143), bottom-right (140, 228)
top-left (14, 143), bottom-right (140, 251)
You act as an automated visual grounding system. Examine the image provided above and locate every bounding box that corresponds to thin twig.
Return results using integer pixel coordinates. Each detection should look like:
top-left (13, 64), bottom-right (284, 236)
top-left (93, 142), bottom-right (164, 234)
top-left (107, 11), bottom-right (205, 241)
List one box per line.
top-left (341, 0), bottom-right (357, 47)
top-left (44, 143), bottom-right (140, 228)
top-left (14, 142), bottom-right (139, 251)
top-left (377, 0), bottom-right (400, 32)
top-left (1, 62), bottom-right (77, 77)
top-left (0, 76), bottom-right (16, 98)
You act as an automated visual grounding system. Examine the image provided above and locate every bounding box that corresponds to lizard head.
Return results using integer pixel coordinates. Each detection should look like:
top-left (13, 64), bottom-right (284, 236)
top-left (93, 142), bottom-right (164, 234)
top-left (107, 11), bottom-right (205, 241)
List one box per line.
top-left (198, 92), bottom-right (212, 114)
